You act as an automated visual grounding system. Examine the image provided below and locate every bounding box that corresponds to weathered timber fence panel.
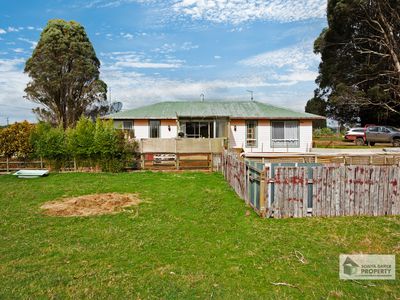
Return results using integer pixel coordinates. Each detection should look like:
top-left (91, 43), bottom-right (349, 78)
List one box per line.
top-left (311, 166), bottom-right (400, 217)
top-left (222, 151), bottom-right (248, 202)
top-left (222, 152), bottom-right (400, 218)
top-left (268, 165), bottom-right (400, 218)
top-left (268, 167), bottom-right (309, 218)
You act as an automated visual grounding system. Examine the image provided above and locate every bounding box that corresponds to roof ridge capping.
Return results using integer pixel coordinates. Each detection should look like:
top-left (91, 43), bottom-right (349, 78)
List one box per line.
top-left (104, 100), bottom-right (325, 120)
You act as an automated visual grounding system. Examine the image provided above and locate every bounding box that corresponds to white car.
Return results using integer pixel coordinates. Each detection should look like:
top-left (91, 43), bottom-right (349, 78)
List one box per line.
top-left (344, 128), bottom-right (365, 141)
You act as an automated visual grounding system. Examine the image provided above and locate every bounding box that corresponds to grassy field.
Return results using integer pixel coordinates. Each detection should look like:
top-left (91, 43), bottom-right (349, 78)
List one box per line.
top-left (0, 172), bottom-right (399, 299)
top-left (313, 135), bottom-right (392, 149)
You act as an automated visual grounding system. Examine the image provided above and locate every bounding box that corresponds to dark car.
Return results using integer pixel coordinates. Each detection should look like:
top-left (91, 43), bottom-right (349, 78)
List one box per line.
top-left (363, 126), bottom-right (400, 147)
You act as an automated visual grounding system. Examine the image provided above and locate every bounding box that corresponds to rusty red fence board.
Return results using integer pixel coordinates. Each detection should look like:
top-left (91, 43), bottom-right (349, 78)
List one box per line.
top-left (222, 151), bottom-right (400, 218)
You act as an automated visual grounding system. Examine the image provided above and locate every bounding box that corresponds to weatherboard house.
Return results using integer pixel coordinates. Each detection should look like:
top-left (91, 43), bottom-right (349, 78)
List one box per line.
top-left (106, 101), bottom-right (324, 153)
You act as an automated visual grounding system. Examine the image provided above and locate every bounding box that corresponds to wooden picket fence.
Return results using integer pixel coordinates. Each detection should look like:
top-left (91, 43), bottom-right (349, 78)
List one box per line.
top-left (221, 151), bottom-right (248, 202)
top-left (222, 151), bottom-right (400, 218)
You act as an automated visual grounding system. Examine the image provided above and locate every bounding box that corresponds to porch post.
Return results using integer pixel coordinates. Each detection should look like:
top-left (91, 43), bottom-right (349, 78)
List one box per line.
top-left (213, 120), bottom-right (217, 138)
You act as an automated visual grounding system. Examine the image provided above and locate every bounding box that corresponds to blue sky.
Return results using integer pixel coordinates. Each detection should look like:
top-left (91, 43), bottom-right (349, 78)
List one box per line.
top-left (0, 0), bottom-right (327, 124)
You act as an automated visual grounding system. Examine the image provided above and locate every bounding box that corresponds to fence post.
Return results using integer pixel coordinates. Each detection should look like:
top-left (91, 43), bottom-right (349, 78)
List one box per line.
top-left (209, 153), bottom-right (213, 172)
top-left (40, 156), bottom-right (43, 169)
top-left (176, 153), bottom-right (180, 170)
top-left (140, 154), bottom-right (145, 170)
top-left (259, 169), bottom-right (266, 217)
top-left (6, 157), bottom-right (9, 173)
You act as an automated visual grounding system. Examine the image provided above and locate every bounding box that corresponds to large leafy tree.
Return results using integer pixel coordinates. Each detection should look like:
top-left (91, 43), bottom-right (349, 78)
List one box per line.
top-left (305, 90), bottom-right (328, 128)
top-left (24, 19), bottom-right (107, 128)
top-left (315, 0), bottom-right (400, 125)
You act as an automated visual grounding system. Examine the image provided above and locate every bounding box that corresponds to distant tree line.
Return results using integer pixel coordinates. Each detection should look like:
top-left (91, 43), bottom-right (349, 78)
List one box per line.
top-left (306, 0), bottom-right (400, 126)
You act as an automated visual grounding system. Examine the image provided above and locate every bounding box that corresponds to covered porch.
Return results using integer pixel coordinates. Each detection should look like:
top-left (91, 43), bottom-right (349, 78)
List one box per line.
top-left (177, 117), bottom-right (228, 138)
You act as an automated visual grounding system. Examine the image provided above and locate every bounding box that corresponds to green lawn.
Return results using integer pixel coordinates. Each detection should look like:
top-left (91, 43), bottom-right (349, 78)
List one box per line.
top-left (0, 172), bottom-right (399, 299)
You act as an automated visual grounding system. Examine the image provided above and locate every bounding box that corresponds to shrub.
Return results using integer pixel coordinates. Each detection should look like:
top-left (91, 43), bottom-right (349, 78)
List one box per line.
top-left (30, 122), bottom-right (67, 170)
top-left (313, 127), bottom-right (335, 137)
top-left (66, 117), bottom-right (96, 161)
top-left (0, 121), bottom-right (34, 159)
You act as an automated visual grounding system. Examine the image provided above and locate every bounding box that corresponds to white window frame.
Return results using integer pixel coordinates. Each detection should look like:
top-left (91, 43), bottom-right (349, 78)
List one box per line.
top-left (271, 120), bottom-right (300, 148)
top-left (149, 120), bottom-right (161, 138)
top-left (246, 120), bottom-right (258, 148)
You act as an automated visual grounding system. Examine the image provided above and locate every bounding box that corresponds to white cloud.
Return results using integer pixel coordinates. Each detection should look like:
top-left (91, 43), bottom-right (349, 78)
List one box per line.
top-left (120, 32), bottom-right (134, 39)
top-left (152, 42), bottom-right (199, 54)
top-left (100, 56), bottom-right (304, 110)
top-left (7, 26), bottom-right (19, 32)
top-left (240, 42), bottom-right (319, 68)
top-left (103, 51), bottom-right (184, 69)
top-left (115, 61), bottom-right (181, 68)
top-left (12, 48), bottom-right (25, 53)
top-left (214, 55), bottom-right (221, 59)
top-left (84, 0), bottom-right (154, 8)
top-left (18, 38), bottom-right (38, 49)
top-left (80, 0), bottom-right (326, 24)
top-left (180, 41), bottom-right (199, 51)
top-left (0, 28), bottom-right (6, 34)
top-left (239, 41), bottom-right (320, 84)
top-left (0, 58), bottom-right (36, 124)
top-left (173, 0), bottom-right (326, 24)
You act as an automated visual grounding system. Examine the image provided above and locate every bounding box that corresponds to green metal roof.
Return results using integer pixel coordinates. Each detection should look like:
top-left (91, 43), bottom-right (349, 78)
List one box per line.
top-left (105, 101), bottom-right (324, 120)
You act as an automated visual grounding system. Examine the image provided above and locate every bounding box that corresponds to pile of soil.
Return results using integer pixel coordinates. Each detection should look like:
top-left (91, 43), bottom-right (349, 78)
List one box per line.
top-left (41, 193), bottom-right (141, 217)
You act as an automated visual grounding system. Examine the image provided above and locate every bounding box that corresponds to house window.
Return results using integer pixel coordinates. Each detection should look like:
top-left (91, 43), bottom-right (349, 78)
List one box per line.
top-left (149, 120), bottom-right (160, 138)
top-left (246, 120), bottom-right (257, 147)
top-left (271, 121), bottom-right (299, 147)
top-left (180, 121), bottom-right (214, 138)
top-left (122, 121), bottom-right (133, 130)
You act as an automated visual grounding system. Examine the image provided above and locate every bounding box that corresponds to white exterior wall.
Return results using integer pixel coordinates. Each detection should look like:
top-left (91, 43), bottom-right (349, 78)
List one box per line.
top-left (115, 118), bottom-right (313, 153)
top-left (114, 119), bottom-right (178, 139)
top-left (160, 120), bottom-right (178, 138)
top-left (229, 119), bottom-right (313, 153)
top-left (133, 120), bottom-right (149, 139)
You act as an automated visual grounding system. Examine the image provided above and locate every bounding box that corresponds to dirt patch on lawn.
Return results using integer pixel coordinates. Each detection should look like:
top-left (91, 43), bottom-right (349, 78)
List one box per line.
top-left (41, 193), bottom-right (141, 217)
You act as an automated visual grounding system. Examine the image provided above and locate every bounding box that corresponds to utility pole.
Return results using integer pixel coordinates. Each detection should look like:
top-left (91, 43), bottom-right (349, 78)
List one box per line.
top-left (246, 90), bottom-right (254, 101)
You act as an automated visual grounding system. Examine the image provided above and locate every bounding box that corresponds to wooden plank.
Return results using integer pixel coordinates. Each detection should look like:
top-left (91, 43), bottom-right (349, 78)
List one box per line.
top-left (349, 166), bottom-right (356, 216)
top-left (333, 167), bottom-right (338, 217)
top-left (354, 166), bottom-right (360, 216)
top-left (340, 166), bottom-right (346, 216)
top-left (302, 167), bottom-right (308, 217)
top-left (382, 167), bottom-right (389, 216)
top-left (319, 168), bottom-right (329, 217)
top-left (327, 167), bottom-right (333, 217)
top-left (393, 167), bottom-right (400, 215)
top-left (283, 167), bottom-right (289, 218)
top-left (264, 167), bottom-right (270, 217)
top-left (360, 167), bottom-right (367, 216)
top-left (289, 167), bottom-right (294, 218)
top-left (280, 167), bottom-right (287, 218)
top-left (311, 167), bottom-right (319, 217)
top-left (372, 166), bottom-right (380, 216)
top-left (334, 167), bottom-right (341, 216)
top-left (259, 169), bottom-right (266, 217)
top-left (276, 167), bottom-right (284, 218)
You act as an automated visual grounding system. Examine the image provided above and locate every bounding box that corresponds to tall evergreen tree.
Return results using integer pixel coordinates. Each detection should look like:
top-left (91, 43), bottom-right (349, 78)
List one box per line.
top-left (315, 0), bottom-right (400, 125)
top-left (24, 19), bottom-right (107, 128)
top-left (305, 91), bottom-right (328, 128)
